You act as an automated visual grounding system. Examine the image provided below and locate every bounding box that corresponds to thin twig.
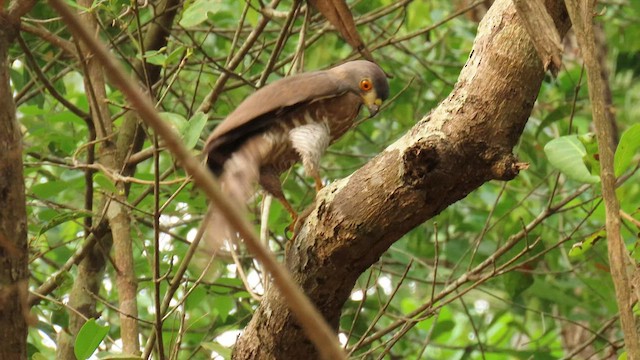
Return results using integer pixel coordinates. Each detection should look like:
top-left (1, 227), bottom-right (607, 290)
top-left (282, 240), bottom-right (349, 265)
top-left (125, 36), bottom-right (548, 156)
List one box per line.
top-left (565, 1), bottom-right (640, 357)
top-left (46, 1), bottom-right (347, 358)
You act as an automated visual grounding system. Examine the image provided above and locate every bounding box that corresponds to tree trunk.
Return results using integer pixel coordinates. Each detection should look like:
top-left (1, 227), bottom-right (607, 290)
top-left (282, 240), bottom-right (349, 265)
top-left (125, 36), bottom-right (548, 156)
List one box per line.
top-left (0, 12), bottom-right (29, 360)
top-left (56, 0), bottom-right (181, 357)
top-left (233, 0), bottom-right (571, 358)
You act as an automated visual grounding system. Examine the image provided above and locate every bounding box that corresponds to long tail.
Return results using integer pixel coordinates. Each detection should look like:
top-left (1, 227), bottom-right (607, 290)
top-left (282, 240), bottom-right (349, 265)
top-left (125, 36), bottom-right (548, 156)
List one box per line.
top-left (202, 150), bottom-right (261, 253)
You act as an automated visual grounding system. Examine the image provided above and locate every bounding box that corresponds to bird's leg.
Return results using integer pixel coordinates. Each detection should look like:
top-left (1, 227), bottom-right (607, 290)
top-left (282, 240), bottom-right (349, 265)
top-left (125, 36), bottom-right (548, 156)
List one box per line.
top-left (289, 122), bottom-right (330, 194)
top-left (259, 169), bottom-right (298, 230)
top-left (288, 204), bottom-right (315, 243)
top-left (275, 196), bottom-right (300, 235)
top-left (277, 197), bottom-right (298, 224)
top-left (301, 150), bottom-right (325, 193)
top-left (312, 171), bottom-right (324, 192)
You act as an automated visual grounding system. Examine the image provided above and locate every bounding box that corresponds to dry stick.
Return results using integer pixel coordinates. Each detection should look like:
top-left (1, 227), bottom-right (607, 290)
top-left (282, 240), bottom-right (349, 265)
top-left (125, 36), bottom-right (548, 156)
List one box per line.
top-left (259, 194), bottom-right (273, 294)
top-left (197, 0), bottom-right (281, 115)
top-left (153, 131), bottom-right (164, 358)
top-left (621, 210), bottom-right (640, 228)
top-left (47, 1), bottom-right (347, 359)
top-left (561, 317), bottom-right (619, 360)
top-left (512, 0), bottom-right (563, 74)
top-left (75, 0), bottom-right (140, 352)
top-left (373, 263), bottom-right (416, 360)
top-left (7, 0), bottom-right (36, 19)
top-left (257, 0), bottom-right (300, 87)
top-left (349, 182), bottom-right (592, 351)
top-left (17, 36), bottom-right (89, 119)
top-left (225, 1), bottom-right (251, 65)
top-left (142, 208), bottom-right (211, 359)
top-left (344, 270), bottom-right (375, 347)
top-left (369, 0), bottom-right (487, 52)
top-left (456, 295), bottom-right (486, 359)
top-left (28, 235), bottom-right (97, 306)
top-left (348, 261), bottom-right (413, 356)
top-left (564, 1), bottom-right (640, 359)
top-left (20, 23), bottom-right (76, 56)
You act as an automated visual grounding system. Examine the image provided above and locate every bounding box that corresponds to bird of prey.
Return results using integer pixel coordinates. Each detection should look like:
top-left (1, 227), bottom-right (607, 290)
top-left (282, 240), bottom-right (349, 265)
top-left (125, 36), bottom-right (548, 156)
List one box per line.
top-left (203, 60), bottom-right (389, 244)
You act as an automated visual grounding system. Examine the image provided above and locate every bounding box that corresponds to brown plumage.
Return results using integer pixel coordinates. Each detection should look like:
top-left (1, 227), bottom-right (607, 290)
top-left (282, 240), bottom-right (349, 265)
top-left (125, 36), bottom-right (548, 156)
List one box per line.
top-left (203, 60), bottom-right (389, 246)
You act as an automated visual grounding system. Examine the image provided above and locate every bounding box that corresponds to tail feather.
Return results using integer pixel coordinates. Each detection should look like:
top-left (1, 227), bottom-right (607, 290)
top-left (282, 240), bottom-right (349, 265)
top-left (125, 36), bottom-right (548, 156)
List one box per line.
top-left (203, 151), bottom-right (261, 252)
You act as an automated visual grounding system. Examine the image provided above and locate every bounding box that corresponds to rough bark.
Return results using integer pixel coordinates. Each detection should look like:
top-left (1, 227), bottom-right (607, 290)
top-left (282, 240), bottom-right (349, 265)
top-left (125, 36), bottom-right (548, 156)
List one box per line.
top-left (56, 225), bottom-right (112, 360)
top-left (75, 0), bottom-right (141, 351)
top-left (56, 0), bottom-right (128, 353)
top-left (0, 11), bottom-right (29, 360)
top-left (56, 1), bottom-right (180, 357)
top-left (233, 0), bottom-right (571, 358)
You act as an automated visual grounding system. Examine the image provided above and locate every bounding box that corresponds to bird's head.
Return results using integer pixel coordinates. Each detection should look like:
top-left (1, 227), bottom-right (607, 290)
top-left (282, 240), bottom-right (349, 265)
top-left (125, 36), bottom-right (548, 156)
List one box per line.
top-left (332, 60), bottom-right (390, 117)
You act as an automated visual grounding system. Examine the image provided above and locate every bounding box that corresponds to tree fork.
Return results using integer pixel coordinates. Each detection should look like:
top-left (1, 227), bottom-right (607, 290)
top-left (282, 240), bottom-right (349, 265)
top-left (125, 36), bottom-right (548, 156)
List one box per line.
top-left (233, 0), bottom-right (571, 358)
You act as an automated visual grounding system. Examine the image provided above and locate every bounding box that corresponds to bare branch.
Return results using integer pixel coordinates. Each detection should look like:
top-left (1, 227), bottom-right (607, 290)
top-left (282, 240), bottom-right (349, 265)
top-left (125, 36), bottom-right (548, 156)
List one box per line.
top-left (513, 0), bottom-right (563, 75)
top-left (234, 0), bottom-right (572, 357)
top-left (47, 0), bottom-right (347, 359)
top-left (565, 0), bottom-right (640, 357)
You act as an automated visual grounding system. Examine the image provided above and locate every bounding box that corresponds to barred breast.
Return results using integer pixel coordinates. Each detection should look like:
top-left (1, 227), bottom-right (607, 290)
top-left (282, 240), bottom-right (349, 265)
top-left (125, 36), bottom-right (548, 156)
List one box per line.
top-left (259, 92), bottom-right (362, 174)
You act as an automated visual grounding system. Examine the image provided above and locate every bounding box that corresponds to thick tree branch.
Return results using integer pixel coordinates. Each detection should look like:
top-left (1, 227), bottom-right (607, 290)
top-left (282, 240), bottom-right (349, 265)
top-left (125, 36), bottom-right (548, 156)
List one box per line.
top-left (0, 9), bottom-right (30, 360)
top-left (513, 0), bottom-right (563, 74)
top-left (7, 0), bottom-right (36, 20)
top-left (48, 1), bottom-right (347, 359)
top-left (233, 0), bottom-right (571, 358)
top-left (57, 1), bottom-right (182, 357)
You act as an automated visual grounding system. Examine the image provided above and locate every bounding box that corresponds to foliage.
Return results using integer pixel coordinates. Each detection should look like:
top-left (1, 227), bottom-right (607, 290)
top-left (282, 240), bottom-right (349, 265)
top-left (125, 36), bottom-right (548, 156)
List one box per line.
top-left (75, 320), bottom-right (109, 360)
top-left (13, 0), bottom-right (640, 359)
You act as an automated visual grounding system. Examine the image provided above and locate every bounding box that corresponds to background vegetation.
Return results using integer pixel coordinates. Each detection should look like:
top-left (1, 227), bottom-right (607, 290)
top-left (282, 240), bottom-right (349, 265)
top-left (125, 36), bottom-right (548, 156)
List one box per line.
top-left (6, 0), bottom-right (640, 358)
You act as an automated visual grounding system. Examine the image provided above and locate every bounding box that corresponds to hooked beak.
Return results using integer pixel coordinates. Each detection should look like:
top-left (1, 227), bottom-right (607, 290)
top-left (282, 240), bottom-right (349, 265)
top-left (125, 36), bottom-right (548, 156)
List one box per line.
top-left (364, 97), bottom-right (383, 117)
top-left (367, 104), bottom-right (380, 117)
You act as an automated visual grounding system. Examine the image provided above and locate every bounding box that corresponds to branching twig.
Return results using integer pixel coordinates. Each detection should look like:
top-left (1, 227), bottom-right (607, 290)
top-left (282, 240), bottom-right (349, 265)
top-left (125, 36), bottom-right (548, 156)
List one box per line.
top-left (565, 1), bottom-right (640, 358)
top-left (47, 1), bottom-right (347, 359)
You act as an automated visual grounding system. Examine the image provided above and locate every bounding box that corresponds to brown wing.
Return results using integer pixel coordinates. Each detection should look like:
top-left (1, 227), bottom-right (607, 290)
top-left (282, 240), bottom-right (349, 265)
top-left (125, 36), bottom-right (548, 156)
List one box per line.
top-left (204, 70), bottom-right (347, 154)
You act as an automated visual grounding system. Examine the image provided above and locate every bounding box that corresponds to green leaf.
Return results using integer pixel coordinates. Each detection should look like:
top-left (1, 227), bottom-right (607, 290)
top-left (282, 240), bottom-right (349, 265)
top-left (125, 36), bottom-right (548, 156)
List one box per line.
top-left (180, 0), bottom-right (222, 28)
top-left (578, 133), bottom-right (600, 176)
top-left (97, 353), bottom-right (142, 360)
top-left (486, 312), bottom-right (514, 345)
top-left (189, 252), bottom-right (226, 281)
top-left (544, 135), bottom-right (600, 183)
top-left (430, 319), bottom-right (455, 340)
top-left (527, 280), bottom-right (576, 307)
top-left (74, 319), bottom-right (109, 360)
top-left (51, 307), bottom-right (70, 328)
top-left (34, 319), bottom-right (58, 344)
top-left (140, 48), bottom-right (168, 66)
top-left (160, 112), bottom-right (187, 133)
top-left (614, 123), bottom-right (640, 176)
top-left (37, 210), bottom-right (91, 238)
top-left (182, 112), bottom-right (208, 150)
top-left (201, 342), bottom-right (232, 358)
top-left (502, 271), bottom-right (534, 299)
top-left (31, 180), bottom-right (71, 199)
top-left (568, 229), bottom-right (606, 258)
top-left (212, 295), bottom-right (235, 322)
top-left (94, 173), bottom-right (117, 193)
top-left (18, 104), bottom-right (48, 116)
top-left (165, 46), bottom-right (187, 66)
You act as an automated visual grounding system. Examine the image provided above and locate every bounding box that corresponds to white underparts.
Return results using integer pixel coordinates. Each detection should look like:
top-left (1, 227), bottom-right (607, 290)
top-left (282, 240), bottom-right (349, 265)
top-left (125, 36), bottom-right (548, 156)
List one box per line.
top-left (288, 120), bottom-right (331, 179)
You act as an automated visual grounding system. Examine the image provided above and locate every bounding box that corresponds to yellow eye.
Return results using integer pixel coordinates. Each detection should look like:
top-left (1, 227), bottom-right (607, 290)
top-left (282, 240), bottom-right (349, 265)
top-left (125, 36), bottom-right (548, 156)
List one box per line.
top-left (359, 79), bottom-right (373, 91)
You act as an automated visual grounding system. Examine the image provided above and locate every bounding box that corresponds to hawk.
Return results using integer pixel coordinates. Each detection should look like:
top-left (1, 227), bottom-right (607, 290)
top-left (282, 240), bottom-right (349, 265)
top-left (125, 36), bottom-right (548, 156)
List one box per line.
top-left (203, 60), bottom-right (389, 244)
